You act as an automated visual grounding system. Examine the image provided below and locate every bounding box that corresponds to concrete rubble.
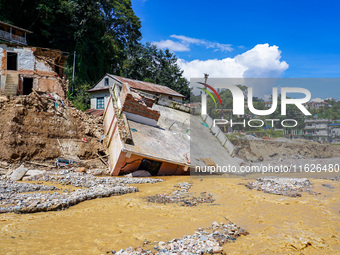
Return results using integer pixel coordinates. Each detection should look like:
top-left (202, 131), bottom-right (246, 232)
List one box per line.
top-left (0, 170), bottom-right (162, 214)
top-left (109, 220), bottom-right (248, 254)
top-left (9, 164), bottom-right (28, 181)
top-left (245, 177), bottom-right (317, 197)
top-left (146, 182), bottom-right (215, 206)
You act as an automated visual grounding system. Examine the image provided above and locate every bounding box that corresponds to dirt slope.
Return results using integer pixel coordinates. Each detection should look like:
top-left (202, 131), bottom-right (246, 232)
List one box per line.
top-left (0, 93), bottom-right (105, 162)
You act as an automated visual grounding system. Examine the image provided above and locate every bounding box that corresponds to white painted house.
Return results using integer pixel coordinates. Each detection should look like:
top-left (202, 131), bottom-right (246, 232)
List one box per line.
top-left (87, 74), bottom-right (185, 110)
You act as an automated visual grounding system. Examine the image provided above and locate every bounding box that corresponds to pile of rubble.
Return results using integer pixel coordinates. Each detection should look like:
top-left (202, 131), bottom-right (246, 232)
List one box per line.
top-left (245, 177), bottom-right (317, 197)
top-left (146, 182), bottom-right (215, 206)
top-left (109, 221), bottom-right (248, 254)
top-left (232, 139), bottom-right (340, 163)
top-left (0, 93), bottom-right (105, 163)
top-left (0, 170), bottom-right (162, 214)
top-left (0, 179), bottom-right (58, 193)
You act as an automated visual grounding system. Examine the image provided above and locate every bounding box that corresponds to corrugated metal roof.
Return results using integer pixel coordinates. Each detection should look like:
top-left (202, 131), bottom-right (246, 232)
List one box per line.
top-left (87, 87), bottom-right (109, 92)
top-left (84, 109), bottom-right (104, 116)
top-left (108, 74), bottom-right (185, 98)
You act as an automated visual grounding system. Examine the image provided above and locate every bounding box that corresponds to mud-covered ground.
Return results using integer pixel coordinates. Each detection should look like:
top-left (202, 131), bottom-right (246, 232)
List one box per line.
top-left (0, 175), bottom-right (339, 254)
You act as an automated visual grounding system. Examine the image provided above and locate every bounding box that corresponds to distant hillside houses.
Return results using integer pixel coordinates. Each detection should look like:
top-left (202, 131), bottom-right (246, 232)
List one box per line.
top-left (303, 98), bottom-right (332, 109)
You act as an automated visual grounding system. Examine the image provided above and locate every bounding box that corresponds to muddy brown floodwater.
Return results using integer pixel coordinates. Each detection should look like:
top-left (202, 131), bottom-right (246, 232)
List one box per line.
top-left (0, 176), bottom-right (339, 254)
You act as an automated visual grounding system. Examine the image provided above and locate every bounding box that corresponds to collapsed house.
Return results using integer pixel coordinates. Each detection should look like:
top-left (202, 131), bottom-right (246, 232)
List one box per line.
top-left (0, 21), bottom-right (68, 98)
top-left (104, 80), bottom-right (239, 176)
top-left (104, 82), bottom-right (191, 175)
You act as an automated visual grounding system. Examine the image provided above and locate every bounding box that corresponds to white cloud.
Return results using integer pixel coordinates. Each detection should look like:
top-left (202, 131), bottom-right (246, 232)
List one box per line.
top-left (152, 39), bottom-right (190, 52)
top-left (178, 44), bottom-right (289, 97)
top-left (170, 35), bottom-right (202, 44)
top-left (178, 44), bottom-right (288, 79)
top-left (152, 34), bottom-right (233, 52)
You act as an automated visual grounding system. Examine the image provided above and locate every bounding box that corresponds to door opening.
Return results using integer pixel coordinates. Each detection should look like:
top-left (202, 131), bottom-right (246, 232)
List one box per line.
top-left (23, 78), bottom-right (33, 95)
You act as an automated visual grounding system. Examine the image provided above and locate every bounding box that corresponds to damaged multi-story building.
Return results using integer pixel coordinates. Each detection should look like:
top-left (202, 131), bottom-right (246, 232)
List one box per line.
top-left (104, 80), bottom-right (239, 176)
top-left (0, 21), bottom-right (68, 98)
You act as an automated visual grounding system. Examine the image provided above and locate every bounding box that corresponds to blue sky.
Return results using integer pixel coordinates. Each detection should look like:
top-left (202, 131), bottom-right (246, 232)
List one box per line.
top-left (131, 0), bottom-right (340, 98)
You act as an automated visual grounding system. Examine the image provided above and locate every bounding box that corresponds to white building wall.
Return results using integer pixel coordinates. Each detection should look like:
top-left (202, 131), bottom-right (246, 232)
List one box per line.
top-left (90, 90), bottom-right (110, 109)
top-left (0, 44), bottom-right (35, 71)
top-left (331, 127), bottom-right (340, 136)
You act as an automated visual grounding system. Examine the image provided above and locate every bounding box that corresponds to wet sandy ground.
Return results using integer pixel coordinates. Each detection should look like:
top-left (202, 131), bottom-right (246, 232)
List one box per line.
top-left (0, 176), bottom-right (339, 254)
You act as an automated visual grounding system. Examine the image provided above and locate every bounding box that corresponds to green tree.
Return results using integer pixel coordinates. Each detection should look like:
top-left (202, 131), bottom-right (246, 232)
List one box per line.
top-left (123, 43), bottom-right (190, 100)
top-left (1, 1), bottom-right (190, 109)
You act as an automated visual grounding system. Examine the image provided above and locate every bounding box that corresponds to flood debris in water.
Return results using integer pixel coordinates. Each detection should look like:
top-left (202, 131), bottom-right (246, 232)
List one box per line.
top-left (0, 170), bottom-right (162, 214)
top-left (145, 182), bottom-right (215, 206)
top-left (108, 220), bottom-right (248, 255)
top-left (245, 177), bottom-right (318, 197)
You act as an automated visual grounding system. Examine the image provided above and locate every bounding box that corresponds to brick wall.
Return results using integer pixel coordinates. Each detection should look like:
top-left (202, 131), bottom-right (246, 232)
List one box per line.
top-left (120, 83), bottom-right (160, 121)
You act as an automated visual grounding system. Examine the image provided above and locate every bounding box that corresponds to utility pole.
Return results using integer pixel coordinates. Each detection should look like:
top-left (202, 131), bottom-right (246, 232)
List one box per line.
top-left (204, 73), bottom-right (209, 84)
top-left (72, 51), bottom-right (76, 94)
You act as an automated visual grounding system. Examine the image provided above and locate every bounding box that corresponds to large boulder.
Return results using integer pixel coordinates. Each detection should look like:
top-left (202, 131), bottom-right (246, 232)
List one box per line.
top-left (22, 170), bottom-right (46, 181)
top-left (10, 165), bottom-right (28, 181)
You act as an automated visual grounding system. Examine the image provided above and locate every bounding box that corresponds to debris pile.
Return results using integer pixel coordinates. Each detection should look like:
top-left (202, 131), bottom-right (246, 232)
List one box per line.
top-left (245, 177), bottom-right (316, 197)
top-left (0, 170), bottom-right (162, 214)
top-left (0, 93), bottom-right (105, 163)
top-left (110, 221), bottom-right (248, 254)
top-left (24, 170), bottom-right (162, 186)
top-left (0, 179), bottom-right (58, 193)
top-left (232, 139), bottom-right (340, 162)
top-left (146, 182), bottom-right (215, 206)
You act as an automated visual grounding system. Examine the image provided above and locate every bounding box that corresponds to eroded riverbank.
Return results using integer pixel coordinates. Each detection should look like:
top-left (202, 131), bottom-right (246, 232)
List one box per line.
top-left (0, 176), bottom-right (339, 254)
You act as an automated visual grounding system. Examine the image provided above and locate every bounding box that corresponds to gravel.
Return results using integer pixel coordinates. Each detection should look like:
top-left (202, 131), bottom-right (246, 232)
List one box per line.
top-left (146, 182), bottom-right (215, 206)
top-left (109, 220), bottom-right (248, 254)
top-left (0, 170), bottom-right (162, 214)
top-left (0, 179), bottom-right (59, 193)
top-left (245, 177), bottom-right (317, 197)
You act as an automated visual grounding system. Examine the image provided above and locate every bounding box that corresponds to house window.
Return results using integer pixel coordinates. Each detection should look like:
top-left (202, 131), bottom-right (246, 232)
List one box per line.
top-left (96, 97), bottom-right (105, 109)
top-left (7, 52), bottom-right (18, 70)
top-left (169, 96), bottom-right (173, 100)
top-left (104, 78), bottom-right (109, 86)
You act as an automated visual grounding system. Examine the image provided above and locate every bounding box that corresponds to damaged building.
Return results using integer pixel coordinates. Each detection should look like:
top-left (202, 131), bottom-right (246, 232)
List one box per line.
top-left (87, 74), bottom-right (186, 114)
top-left (0, 21), bottom-right (68, 98)
top-left (104, 80), bottom-right (239, 176)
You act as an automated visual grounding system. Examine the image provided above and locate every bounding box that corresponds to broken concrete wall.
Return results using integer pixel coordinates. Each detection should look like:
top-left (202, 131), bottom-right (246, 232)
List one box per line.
top-left (158, 97), bottom-right (191, 113)
top-left (0, 43), bottom-right (68, 98)
top-left (103, 96), bottom-right (125, 174)
top-left (111, 152), bottom-right (187, 176)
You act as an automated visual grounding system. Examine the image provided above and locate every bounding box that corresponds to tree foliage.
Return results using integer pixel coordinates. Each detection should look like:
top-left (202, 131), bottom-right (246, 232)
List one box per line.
top-left (1, 0), bottom-right (141, 84)
top-left (123, 43), bottom-right (190, 100)
top-left (1, 1), bottom-right (190, 108)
